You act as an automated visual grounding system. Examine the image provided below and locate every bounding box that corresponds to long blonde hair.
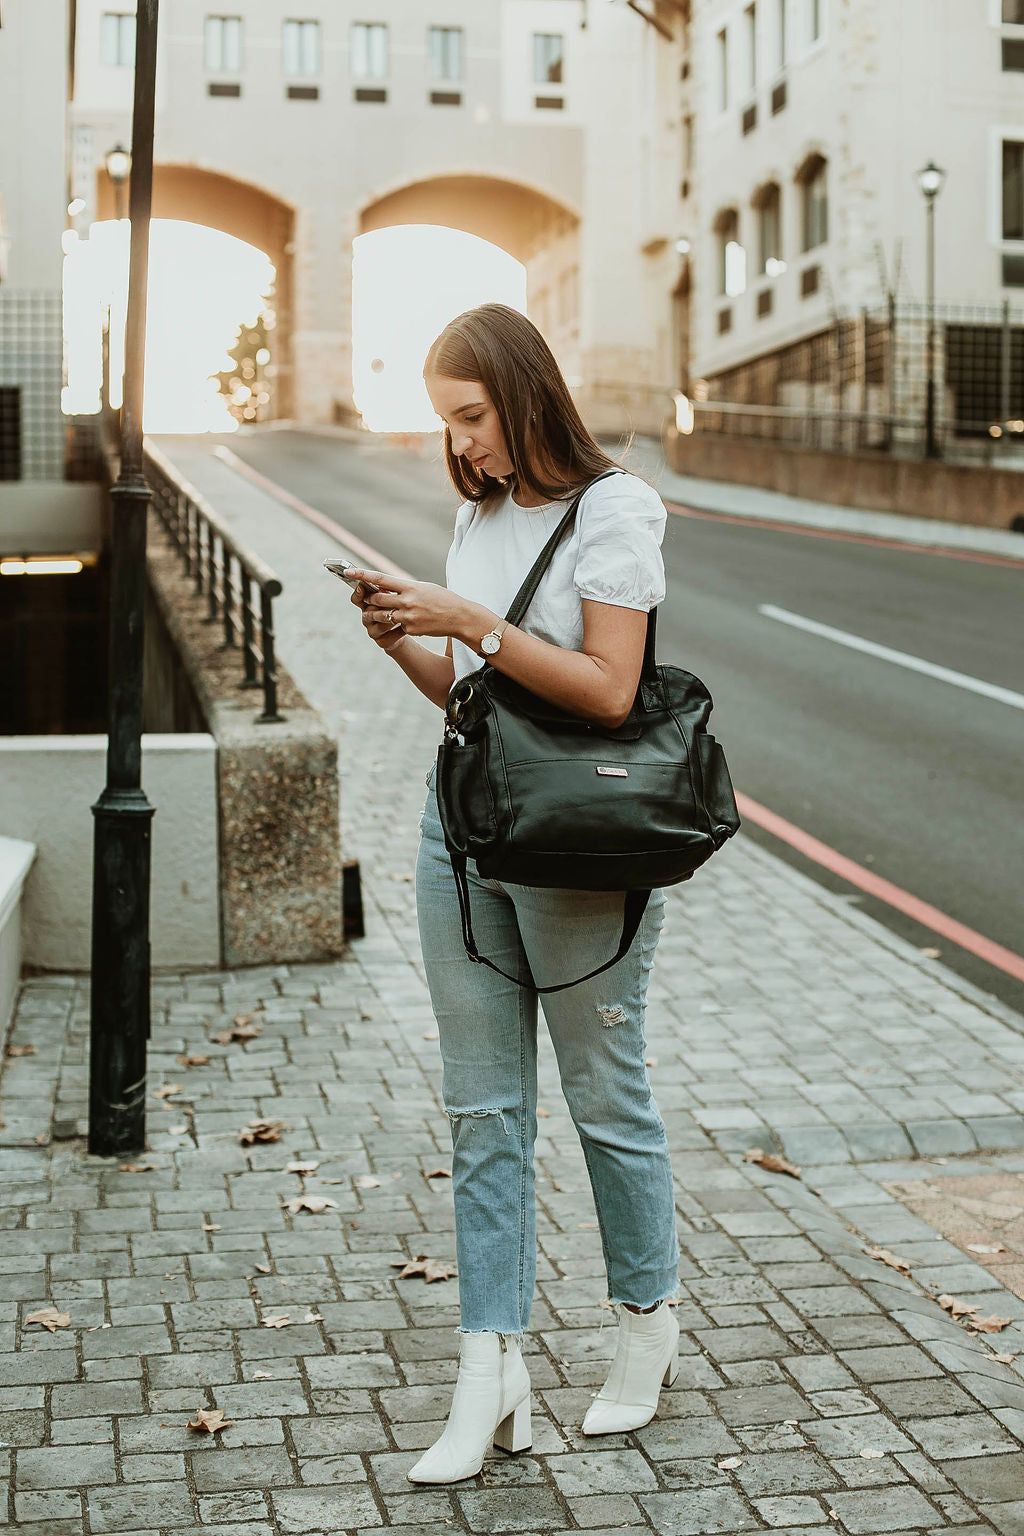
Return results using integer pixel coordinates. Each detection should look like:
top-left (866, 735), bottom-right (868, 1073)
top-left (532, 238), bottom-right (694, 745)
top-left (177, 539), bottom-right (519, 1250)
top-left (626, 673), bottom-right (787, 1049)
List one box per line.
top-left (424, 303), bottom-right (619, 504)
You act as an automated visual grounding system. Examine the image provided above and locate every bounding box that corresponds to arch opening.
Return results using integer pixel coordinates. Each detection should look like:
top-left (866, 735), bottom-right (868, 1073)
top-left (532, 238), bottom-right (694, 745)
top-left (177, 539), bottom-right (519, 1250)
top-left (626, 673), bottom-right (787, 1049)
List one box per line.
top-left (354, 174), bottom-right (580, 432)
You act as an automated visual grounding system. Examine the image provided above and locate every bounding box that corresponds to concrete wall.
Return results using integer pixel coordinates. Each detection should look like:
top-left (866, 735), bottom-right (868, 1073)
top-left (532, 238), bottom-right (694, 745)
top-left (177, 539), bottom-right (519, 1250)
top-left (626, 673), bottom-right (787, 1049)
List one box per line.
top-left (0, 735), bottom-right (220, 971)
top-left (0, 484), bottom-right (105, 556)
top-left (0, 837), bottom-right (35, 1030)
top-left (668, 426), bottom-right (1024, 531)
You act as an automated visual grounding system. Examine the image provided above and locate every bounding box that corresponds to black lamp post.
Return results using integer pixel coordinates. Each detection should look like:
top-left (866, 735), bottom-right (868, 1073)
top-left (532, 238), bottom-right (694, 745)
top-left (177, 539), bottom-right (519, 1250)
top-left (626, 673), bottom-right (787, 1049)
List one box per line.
top-left (916, 160), bottom-right (946, 460)
top-left (89, 1), bottom-right (159, 1157)
top-left (105, 143), bottom-right (131, 221)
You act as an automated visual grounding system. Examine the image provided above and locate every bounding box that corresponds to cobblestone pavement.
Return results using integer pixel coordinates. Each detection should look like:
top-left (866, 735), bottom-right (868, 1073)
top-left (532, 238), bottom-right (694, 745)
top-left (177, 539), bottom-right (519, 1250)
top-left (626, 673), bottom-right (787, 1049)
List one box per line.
top-left (3, 436), bottom-right (1024, 1535)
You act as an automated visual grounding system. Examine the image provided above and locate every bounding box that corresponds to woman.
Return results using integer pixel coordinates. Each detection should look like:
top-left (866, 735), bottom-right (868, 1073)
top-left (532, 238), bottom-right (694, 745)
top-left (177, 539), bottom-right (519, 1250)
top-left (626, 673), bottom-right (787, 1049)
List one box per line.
top-left (347, 304), bottom-right (680, 1485)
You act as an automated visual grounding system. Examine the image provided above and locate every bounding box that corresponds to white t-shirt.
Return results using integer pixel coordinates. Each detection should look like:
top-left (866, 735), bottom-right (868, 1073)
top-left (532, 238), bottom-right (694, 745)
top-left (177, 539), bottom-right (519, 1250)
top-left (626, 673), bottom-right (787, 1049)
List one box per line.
top-left (445, 471), bottom-right (667, 684)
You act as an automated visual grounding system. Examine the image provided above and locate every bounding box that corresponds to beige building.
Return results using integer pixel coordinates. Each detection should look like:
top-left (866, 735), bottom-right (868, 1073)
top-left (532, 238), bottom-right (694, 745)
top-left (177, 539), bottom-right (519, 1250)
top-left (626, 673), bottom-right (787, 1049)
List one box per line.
top-left (0, 0), bottom-right (72, 478)
top-left (69, 0), bottom-right (686, 428)
top-left (672, 0), bottom-right (1024, 443)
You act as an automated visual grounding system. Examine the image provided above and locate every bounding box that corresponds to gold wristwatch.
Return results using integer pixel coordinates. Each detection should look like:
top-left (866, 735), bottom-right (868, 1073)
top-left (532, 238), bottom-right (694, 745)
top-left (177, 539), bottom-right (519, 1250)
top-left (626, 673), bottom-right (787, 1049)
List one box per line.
top-left (479, 619), bottom-right (509, 656)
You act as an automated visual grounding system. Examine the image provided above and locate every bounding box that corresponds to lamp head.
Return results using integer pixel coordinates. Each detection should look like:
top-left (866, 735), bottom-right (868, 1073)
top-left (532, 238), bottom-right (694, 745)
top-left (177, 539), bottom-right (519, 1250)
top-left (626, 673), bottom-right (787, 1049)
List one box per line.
top-left (916, 161), bottom-right (946, 200)
top-left (105, 145), bottom-right (131, 184)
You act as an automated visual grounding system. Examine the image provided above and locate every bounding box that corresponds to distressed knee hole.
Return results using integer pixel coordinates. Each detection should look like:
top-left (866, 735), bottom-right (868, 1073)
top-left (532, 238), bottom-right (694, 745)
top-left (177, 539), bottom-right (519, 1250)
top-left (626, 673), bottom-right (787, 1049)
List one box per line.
top-left (597, 1004), bottom-right (627, 1027)
top-left (445, 1105), bottom-right (510, 1136)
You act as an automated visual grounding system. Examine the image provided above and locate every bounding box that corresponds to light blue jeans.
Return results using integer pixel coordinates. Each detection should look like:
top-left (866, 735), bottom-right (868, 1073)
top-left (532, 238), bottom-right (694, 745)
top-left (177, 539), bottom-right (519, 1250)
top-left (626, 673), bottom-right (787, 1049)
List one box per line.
top-left (416, 763), bottom-right (680, 1335)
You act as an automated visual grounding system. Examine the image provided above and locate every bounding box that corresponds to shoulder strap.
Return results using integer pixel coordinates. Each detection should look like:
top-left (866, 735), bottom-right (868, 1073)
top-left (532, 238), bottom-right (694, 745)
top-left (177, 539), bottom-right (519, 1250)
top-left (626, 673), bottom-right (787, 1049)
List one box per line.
top-left (503, 468), bottom-right (621, 627)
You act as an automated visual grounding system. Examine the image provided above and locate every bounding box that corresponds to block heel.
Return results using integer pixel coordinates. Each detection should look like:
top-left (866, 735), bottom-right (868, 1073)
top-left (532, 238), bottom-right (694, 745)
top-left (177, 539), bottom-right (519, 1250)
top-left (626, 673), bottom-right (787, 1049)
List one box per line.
top-left (663, 1351), bottom-right (679, 1387)
top-left (493, 1394), bottom-right (532, 1453)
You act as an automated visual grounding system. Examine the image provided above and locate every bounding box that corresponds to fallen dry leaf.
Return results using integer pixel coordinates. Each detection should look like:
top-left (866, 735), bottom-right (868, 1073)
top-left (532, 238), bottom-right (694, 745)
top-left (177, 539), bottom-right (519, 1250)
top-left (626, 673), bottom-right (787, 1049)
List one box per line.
top-left (175, 1053), bottom-right (210, 1068)
top-left (254, 1263), bottom-right (271, 1275)
top-left (319, 1177), bottom-right (345, 1184)
top-left (152, 1084), bottom-right (184, 1100)
top-left (201, 1224), bottom-right (221, 1233)
top-left (422, 1167), bottom-right (452, 1182)
top-left (210, 1021), bottom-right (263, 1044)
top-left (865, 1247), bottom-right (912, 1274)
top-left (938, 1294), bottom-right (980, 1320)
top-left (920, 946), bottom-right (942, 959)
top-left (239, 1119), bottom-right (286, 1145)
top-left (24, 1306), bottom-right (71, 1332)
top-left (859, 1448), bottom-right (885, 1459)
top-left (717, 1456), bottom-right (743, 1470)
top-left (5, 1043), bottom-right (36, 1057)
top-left (645, 1056), bottom-right (658, 1068)
top-left (285, 1195), bottom-right (339, 1215)
top-left (985, 1351), bottom-right (1018, 1364)
top-left (967, 1243), bottom-right (1007, 1255)
top-left (390, 1253), bottom-right (457, 1283)
top-left (33, 1133), bottom-right (47, 1145)
top-left (536, 1106), bottom-right (550, 1118)
top-left (744, 1147), bottom-right (802, 1179)
top-left (252, 1370), bottom-right (273, 1379)
top-left (169, 1125), bottom-right (189, 1136)
top-left (187, 1406), bottom-right (234, 1434)
top-left (304, 1311), bottom-right (323, 1323)
top-left (422, 1030), bottom-right (439, 1041)
top-left (968, 1314), bottom-right (1013, 1334)
top-left (354, 1174), bottom-right (381, 1189)
top-left (285, 1160), bottom-right (319, 1175)
top-left (118, 1162), bottom-right (156, 1173)
top-left (261, 1314), bottom-right (291, 1328)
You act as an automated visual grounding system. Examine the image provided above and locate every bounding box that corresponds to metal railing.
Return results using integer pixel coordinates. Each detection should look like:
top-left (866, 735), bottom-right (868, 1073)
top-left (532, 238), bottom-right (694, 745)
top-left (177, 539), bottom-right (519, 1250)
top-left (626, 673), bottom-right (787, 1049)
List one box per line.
top-left (144, 440), bottom-right (284, 723)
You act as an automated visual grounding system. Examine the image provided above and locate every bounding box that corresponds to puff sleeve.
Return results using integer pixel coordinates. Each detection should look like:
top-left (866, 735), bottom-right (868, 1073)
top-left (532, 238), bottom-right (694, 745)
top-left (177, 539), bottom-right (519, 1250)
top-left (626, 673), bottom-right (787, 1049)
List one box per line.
top-left (444, 500), bottom-right (477, 586)
top-left (572, 475), bottom-right (667, 611)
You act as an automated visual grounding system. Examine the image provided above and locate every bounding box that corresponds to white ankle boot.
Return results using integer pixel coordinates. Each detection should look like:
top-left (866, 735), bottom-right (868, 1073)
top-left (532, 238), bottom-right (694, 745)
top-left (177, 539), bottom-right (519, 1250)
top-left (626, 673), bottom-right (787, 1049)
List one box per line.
top-left (582, 1301), bottom-right (679, 1435)
top-left (407, 1331), bottom-right (532, 1484)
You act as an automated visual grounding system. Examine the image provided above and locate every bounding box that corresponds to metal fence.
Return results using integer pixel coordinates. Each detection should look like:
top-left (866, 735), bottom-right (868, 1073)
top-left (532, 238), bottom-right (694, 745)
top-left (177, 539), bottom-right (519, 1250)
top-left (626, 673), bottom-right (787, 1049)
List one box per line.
top-left (144, 440), bottom-right (285, 724)
top-left (688, 299), bottom-right (1024, 465)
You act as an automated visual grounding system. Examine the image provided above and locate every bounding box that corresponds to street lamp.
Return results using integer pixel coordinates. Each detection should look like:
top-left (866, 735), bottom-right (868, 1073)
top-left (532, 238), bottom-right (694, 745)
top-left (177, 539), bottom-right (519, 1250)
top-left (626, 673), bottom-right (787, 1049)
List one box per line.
top-left (105, 143), bottom-right (132, 220)
top-left (916, 160), bottom-right (946, 460)
top-left (90, 6), bottom-right (159, 1157)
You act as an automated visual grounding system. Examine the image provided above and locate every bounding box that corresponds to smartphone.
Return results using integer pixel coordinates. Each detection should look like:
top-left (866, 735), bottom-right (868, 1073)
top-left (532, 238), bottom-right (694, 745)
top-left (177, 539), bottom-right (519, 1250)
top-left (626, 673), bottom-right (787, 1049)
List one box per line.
top-left (323, 559), bottom-right (380, 595)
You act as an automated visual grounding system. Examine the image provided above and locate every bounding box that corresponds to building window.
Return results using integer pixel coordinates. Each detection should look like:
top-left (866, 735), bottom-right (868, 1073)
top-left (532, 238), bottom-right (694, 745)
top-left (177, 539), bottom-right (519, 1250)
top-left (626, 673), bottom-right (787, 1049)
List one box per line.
top-left (205, 16), bottom-right (242, 73)
top-left (283, 19), bottom-right (320, 77)
top-left (101, 12), bottom-right (135, 66)
top-left (714, 209), bottom-right (746, 298)
top-left (533, 32), bottom-right (563, 85)
top-left (1004, 141), bottom-right (1024, 240)
top-left (777, 0), bottom-right (787, 68)
top-left (352, 22), bottom-right (388, 80)
top-left (1004, 1), bottom-right (1024, 21)
top-left (745, 3), bottom-right (757, 91)
top-left (810, 0), bottom-right (823, 42)
top-left (798, 153), bottom-right (828, 250)
top-left (428, 25), bottom-right (462, 81)
top-left (716, 27), bottom-right (728, 110)
top-left (754, 183), bottom-right (782, 273)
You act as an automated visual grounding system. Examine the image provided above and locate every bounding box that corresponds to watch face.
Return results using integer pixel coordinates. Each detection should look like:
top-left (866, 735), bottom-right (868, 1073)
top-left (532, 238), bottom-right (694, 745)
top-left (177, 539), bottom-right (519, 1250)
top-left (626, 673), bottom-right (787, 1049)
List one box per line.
top-left (481, 632), bottom-right (501, 655)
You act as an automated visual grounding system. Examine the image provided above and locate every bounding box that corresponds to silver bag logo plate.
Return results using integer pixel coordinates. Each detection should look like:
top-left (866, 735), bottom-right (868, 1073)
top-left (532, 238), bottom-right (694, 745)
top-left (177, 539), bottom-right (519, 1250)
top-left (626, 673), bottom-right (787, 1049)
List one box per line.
top-left (596, 766), bottom-right (628, 777)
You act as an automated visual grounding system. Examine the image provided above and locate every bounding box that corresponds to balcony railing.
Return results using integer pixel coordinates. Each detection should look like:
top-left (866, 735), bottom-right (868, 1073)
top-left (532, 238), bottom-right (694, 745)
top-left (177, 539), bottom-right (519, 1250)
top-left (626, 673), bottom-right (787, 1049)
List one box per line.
top-left (143, 440), bottom-right (285, 723)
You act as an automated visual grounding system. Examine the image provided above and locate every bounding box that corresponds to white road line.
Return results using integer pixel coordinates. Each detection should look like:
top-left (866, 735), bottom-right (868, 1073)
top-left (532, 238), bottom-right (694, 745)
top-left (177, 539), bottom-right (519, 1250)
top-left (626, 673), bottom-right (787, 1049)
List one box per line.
top-left (758, 604), bottom-right (1024, 711)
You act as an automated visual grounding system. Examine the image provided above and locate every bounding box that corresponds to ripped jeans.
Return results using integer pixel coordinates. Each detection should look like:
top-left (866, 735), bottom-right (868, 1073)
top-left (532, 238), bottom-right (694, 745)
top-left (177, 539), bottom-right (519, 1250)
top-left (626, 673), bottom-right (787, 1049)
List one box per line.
top-left (416, 764), bottom-right (680, 1335)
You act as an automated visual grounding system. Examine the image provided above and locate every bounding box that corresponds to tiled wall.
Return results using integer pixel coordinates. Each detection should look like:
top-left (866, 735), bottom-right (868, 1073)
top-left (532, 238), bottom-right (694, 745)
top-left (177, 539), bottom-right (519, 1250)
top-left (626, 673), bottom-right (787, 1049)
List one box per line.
top-left (0, 290), bottom-right (64, 480)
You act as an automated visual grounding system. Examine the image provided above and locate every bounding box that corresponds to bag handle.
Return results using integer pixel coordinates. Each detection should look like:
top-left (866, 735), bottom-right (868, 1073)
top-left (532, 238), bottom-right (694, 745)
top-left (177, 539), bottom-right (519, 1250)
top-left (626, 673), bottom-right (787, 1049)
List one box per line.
top-left (450, 850), bottom-right (652, 994)
top-left (502, 469), bottom-right (659, 689)
top-left (503, 469), bottom-right (619, 628)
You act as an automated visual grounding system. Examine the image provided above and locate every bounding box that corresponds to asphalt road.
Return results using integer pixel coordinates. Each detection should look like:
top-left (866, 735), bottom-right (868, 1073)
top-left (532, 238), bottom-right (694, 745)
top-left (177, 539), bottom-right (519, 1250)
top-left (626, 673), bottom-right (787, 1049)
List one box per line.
top-left (220, 427), bottom-right (1024, 1011)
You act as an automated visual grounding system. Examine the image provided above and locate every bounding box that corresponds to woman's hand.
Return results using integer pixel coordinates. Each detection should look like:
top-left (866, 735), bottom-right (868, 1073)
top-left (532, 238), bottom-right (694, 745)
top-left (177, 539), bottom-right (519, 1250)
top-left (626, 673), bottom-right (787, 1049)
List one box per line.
top-left (348, 578), bottom-right (408, 651)
top-left (346, 569), bottom-right (487, 644)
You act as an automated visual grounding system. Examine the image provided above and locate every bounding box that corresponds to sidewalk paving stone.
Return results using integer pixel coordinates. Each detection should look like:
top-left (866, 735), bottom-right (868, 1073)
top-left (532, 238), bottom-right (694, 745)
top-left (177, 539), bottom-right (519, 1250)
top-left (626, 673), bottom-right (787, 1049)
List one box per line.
top-left (1, 435), bottom-right (1023, 1532)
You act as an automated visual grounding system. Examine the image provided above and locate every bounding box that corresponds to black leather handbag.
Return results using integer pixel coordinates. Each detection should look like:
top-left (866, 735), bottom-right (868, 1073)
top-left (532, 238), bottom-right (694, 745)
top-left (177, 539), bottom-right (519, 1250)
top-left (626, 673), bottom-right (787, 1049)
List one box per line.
top-left (435, 472), bottom-right (741, 993)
